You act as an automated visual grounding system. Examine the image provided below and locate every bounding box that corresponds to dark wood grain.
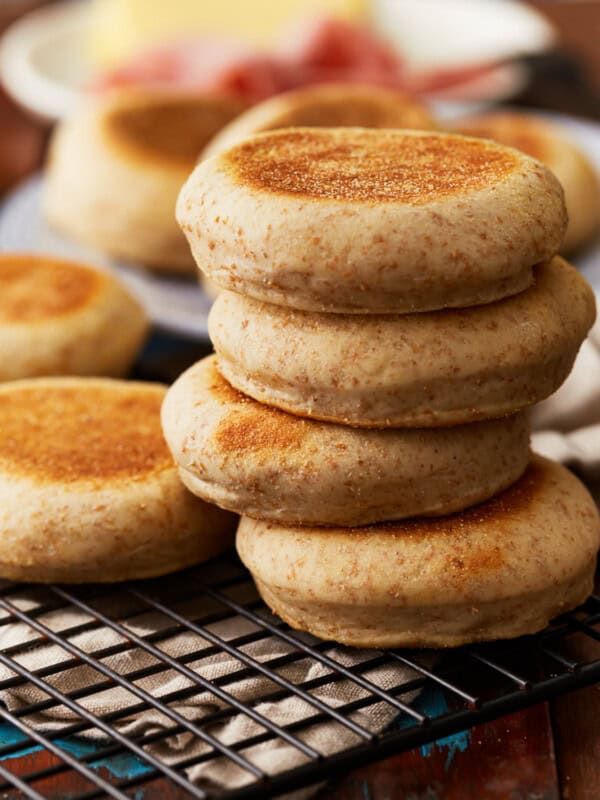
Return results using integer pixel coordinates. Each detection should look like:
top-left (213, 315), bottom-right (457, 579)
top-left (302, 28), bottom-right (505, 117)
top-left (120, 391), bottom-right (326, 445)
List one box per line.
top-left (2, 746), bottom-right (103, 798)
top-left (318, 704), bottom-right (559, 800)
top-left (1, 740), bottom-right (187, 799)
top-left (551, 565), bottom-right (600, 800)
top-left (553, 684), bottom-right (600, 800)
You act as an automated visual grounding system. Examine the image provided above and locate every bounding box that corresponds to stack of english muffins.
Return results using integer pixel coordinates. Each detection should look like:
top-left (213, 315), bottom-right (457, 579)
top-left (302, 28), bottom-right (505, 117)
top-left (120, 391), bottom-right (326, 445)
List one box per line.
top-left (164, 127), bottom-right (600, 648)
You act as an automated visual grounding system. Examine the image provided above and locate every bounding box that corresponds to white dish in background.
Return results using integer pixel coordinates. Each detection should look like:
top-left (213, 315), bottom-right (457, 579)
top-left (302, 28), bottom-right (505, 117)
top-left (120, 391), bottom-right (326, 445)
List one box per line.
top-left (0, 0), bottom-right (90, 120)
top-left (1, 111), bottom-right (599, 341)
top-left (373, 0), bottom-right (555, 71)
top-left (0, 0), bottom-right (555, 121)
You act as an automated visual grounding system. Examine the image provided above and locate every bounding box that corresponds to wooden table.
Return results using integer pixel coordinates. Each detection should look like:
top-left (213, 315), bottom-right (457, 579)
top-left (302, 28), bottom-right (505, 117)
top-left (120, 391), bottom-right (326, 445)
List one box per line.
top-left (1, 3), bottom-right (599, 797)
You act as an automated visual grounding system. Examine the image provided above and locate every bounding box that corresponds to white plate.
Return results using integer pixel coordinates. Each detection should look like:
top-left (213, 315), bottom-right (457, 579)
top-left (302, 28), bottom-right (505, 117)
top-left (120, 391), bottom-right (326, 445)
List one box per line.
top-left (0, 0), bottom-right (90, 121)
top-left (0, 0), bottom-right (554, 122)
top-left (1, 111), bottom-right (599, 340)
top-left (0, 175), bottom-right (213, 339)
top-left (373, 0), bottom-right (555, 71)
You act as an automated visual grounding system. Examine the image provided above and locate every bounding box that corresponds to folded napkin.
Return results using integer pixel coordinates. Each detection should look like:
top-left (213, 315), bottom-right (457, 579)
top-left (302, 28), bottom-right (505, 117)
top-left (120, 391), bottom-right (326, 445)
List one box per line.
top-left (532, 319), bottom-right (600, 481)
top-left (0, 577), bottom-right (422, 797)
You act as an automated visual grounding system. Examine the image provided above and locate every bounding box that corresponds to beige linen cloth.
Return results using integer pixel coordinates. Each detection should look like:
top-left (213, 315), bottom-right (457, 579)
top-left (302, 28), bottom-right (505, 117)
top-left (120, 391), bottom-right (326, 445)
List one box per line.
top-left (0, 574), bottom-right (424, 797)
top-left (0, 321), bottom-right (599, 795)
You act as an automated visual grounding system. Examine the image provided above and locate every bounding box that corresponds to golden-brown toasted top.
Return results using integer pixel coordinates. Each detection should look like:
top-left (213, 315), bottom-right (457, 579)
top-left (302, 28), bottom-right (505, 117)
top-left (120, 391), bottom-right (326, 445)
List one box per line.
top-left (0, 255), bottom-right (104, 323)
top-left (105, 93), bottom-right (246, 167)
top-left (210, 362), bottom-right (306, 454)
top-left (0, 382), bottom-right (172, 484)
top-left (224, 128), bottom-right (521, 204)
top-left (456, 113), bottom-right (552, 163)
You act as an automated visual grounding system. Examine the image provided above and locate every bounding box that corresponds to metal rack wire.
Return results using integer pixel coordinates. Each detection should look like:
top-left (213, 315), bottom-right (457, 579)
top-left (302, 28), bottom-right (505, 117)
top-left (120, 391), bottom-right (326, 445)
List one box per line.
top-left (0, 554), bottom-right (598, 800)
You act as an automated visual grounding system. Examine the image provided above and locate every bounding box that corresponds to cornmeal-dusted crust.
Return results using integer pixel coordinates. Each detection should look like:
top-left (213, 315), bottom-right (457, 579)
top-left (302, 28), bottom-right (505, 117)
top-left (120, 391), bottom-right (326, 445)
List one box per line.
top-left (202, 83), bottom-right (435, 159)
top-left (0, 378), bottom-right (236, 582)
top-left (224, 129), bottom-right (519, 203)
top-left (161, 356), bottom-right (529, 526)
top-left (454, 112), bottom-right (600, 253)
top-left (0, 382), bottom-right (171, 484)
top-left (44, 91), bottom-right (245, 273)
top-left (179, 128), bottom-right (566, 312)
top-left (0, 254), bottom-right (148, 380)
top-left (237, 456), bottom-right (600, 648)
top-left (210, 258), bottom-right (595, 427)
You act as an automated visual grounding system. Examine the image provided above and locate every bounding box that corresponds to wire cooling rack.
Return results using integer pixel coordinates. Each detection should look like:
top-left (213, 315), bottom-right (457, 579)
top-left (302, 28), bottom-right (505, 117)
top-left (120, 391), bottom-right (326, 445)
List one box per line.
top-left (0, 556), bottom-right (598, 800)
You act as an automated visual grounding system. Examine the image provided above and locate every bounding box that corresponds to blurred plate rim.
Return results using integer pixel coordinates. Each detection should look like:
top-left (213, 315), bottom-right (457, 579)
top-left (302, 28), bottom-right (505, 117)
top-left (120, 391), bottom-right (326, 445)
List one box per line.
top-left (0, 0), bottom-right (88, 121)
top-left (1, 0), bottom-right (552, 122)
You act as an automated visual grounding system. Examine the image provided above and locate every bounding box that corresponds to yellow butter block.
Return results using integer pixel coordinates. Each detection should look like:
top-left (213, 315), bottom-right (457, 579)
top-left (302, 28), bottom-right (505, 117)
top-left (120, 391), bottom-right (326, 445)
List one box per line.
top-left (89, 0), bottom-right (368, 68)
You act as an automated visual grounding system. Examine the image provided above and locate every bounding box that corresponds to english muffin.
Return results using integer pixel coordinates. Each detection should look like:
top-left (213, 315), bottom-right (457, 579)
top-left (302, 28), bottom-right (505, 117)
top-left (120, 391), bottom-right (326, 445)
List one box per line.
top-left (179, 128), bottom-right (566, 313)
top-left (0, 254), bottom-right (148, 381)
top-left (44, 91), bottom-right (246, 273)
top-left (454, 111), bottom-right (600, 253)
top-left (162, 356), bottom-right (530, 526)
top-left (0, 378), bottom-right (237, 582)
top-left (202, 83), bottom-right (436, 159)
top-left (238, 456), bottom-right (600, 648)
top-left (210, 257), bottom-right (595, 427)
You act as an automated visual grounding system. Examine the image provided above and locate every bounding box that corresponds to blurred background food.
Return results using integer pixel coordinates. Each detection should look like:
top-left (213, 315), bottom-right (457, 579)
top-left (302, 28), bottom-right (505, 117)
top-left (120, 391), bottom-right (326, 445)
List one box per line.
top-left (0, 0), bottom-right (599, 340)
top-left (88, 0), bottom-right (368, 65)
top-left (0, 0), bottom-right (557, 118)
top-left (453, 111), bottom-right (600, 253)
top-left (200, 82), bottom-right (437, 159)
top-left (43, 90), bottom-right (246, 272)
